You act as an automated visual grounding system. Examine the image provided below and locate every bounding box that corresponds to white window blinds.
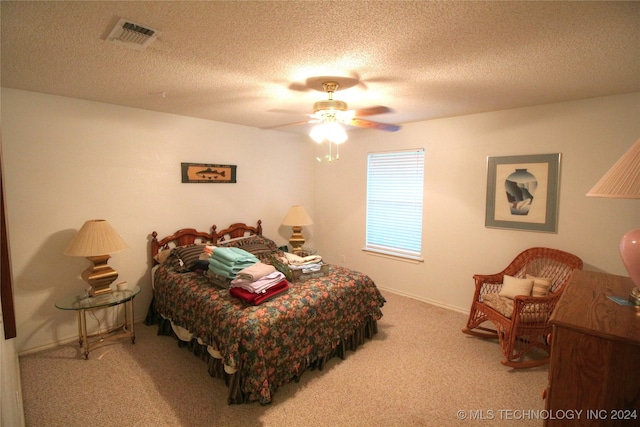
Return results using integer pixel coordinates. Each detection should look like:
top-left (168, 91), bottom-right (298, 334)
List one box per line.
top-left (365, 149), bottom-right (425, 260)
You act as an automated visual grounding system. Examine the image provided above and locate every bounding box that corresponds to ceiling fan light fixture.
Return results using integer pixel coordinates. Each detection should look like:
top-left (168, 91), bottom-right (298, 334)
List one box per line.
top-left (325, 122), bottom-right (347, 144)
top-left (309, 124), bottom-right (326, 143)
top-left (309, 121), bottom-right (347, 144)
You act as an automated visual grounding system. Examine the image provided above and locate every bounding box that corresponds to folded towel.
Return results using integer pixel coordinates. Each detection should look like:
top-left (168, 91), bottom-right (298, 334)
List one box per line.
top-left (236, 262), bottom-right (276, 281)
top-left (208, 257), bottom-right (257, 279)
top-left (288, 263), bottom-right (323, 273)
top-left (211, 246), bottom-right (259, 264)
top-left (199, 245), bottom-right (214, 260)
top-left (231, 271), bottom-right (285, 293)
top-left (230, 280), bottom-right (289, 305)
top-left (282, 252), bottom-right (323, 266)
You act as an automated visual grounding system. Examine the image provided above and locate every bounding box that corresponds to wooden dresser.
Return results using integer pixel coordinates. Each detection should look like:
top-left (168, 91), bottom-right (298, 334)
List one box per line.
top-left (545, 270), bottom-right (640, 426)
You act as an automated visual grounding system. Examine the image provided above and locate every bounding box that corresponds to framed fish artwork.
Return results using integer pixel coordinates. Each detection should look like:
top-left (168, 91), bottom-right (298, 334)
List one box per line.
top-left (181, 163), bottom-right (237, 183)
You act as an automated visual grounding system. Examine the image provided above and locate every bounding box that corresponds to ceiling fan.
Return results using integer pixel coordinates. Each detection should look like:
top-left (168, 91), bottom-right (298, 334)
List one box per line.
top-left (268, 77), bottom-right (401, 133)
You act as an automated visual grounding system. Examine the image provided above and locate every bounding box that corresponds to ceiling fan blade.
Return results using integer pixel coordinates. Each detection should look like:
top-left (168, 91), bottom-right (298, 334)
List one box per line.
top-left (287, 82), bottom-right (312, 92)
top-left (353, 106), bottom-right (392, 117)
top-left (268, 108), bottom-right (311, 115)
top-left (346, 117), bottom-right (401, 132)
top-left (261, 119), bottom-right (313, 130)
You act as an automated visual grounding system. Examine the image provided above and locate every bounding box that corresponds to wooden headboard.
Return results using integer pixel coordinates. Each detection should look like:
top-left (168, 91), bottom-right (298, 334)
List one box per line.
top-left (212, 220), bottom-right (262, 244)
top-left (151, 228), bottom-right (213, 261)
top-left (150, 220), bottom-right (263, 263)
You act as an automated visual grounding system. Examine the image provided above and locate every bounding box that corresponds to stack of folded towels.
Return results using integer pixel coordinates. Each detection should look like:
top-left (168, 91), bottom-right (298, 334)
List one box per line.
top-left (206, 246), bottom-right (289, 305)
top-left (229, 261), bottom-right (289, 305)
top-left (207, 246), bottom-right (259, 279)
top-left (281, 252), bottom-right (324, 273)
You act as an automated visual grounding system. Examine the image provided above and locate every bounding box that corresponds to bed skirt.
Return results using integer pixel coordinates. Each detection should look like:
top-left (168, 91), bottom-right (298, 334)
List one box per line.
top-left (150, 312), bottom-right (379, 404)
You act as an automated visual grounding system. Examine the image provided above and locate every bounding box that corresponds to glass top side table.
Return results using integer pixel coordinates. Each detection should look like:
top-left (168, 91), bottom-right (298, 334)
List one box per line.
top-left (56, 286), bottom-right (140, 359)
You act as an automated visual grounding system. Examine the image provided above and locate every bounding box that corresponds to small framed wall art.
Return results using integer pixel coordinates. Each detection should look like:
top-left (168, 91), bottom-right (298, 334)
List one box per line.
top-left (181, 163), bottom-right (237, 183)
top-left (485, 153), bottom-right (561, 233)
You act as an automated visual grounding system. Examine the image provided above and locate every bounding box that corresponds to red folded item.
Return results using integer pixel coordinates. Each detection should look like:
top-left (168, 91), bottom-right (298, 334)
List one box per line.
top-left (229, 279), bottom-right (289, 305)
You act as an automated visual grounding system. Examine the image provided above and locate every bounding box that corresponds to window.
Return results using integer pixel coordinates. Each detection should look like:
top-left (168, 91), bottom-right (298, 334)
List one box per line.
top-left (365, 149), bottom-right (425, 261)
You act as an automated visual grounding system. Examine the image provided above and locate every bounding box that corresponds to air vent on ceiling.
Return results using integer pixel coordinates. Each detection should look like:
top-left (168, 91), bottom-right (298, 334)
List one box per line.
top-left (106, 18), bottom-right (159, 51)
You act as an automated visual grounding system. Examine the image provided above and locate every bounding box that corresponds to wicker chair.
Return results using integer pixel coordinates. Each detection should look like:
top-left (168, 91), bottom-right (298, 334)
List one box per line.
top-left (462, 247), bottom-right (583, 368)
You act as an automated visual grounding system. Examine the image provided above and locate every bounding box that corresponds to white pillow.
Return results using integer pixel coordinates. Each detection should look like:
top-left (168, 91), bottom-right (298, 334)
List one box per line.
top-left (498, 275), bottom-right (534, 299)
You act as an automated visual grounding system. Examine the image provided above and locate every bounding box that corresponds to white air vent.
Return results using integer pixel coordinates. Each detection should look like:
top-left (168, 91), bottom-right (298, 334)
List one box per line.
top-left (106, 18), bottom-right (159, 51)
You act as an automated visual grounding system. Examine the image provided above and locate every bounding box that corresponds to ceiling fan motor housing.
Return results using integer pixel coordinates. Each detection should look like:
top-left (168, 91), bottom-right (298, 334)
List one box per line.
top-left (313, 99), bottom-right (348, 114)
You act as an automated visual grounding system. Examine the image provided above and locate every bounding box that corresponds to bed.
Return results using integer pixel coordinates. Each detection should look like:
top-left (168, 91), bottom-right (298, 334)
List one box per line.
top-left (146, 220), bottom-right (386, 404)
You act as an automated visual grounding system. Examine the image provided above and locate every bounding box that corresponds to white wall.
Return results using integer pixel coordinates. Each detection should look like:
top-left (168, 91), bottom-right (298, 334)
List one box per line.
top-left (3, 89), bottom-right (639, 354)
top-left (0, 316), bottom-right (25, 427)
top-left (314, 93), bottom-right (640, 312)
top-left (1, 88), bottom-right (315, 354)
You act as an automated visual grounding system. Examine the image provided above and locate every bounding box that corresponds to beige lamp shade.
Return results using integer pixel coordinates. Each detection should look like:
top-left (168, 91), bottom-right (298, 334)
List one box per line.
top-left (587, 138), bottom-right (640, 199)
top-left (64, 219), bottom-right (128, 256)
top-left (65, 219), bottom-right (128, 296)
top-left (586, 138), bottom-right (640, 294)
top-left (281, 205), bottom-right (314, 227)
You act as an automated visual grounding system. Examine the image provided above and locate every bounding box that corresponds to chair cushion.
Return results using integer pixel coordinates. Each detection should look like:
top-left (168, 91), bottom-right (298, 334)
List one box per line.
top-left (482, 293), bottom-right (514, 318)
top-left (498, 275), bottom-right (534, 299)
top-left (527, 274), bottom-right (552, 297)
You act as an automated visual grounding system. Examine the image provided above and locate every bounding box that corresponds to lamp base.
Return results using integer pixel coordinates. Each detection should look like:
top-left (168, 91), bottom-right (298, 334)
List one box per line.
top-left (82, 255), bottom-right (118, 296)
top-left (620, 227), bottom-right (640, 303)
top-left (288, 226), bottom-right (306, 254)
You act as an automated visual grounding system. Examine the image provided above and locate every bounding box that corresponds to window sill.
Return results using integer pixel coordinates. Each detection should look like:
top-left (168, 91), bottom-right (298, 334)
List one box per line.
top-left (362, 248), bottom-right (424, 264)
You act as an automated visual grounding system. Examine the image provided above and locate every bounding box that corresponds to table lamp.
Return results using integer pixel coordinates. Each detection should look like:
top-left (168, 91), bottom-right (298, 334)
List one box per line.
top-left (64, 219), bottom-right (128, 296)
top-left (282, 205), bottom-right (313, 254)
top-left (587, 138), bottom-right (640, 301)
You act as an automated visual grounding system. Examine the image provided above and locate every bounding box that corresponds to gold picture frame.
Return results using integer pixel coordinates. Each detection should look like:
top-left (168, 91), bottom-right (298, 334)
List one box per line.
top-left (181, 163), bottom-right (237, 183)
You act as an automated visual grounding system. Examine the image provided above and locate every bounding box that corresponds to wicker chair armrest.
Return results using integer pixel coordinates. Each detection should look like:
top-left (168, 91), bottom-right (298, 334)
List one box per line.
top-left (513, 292), bottom-right (560, 305)
top-left (473, 273), bottom-right (504, 286)
top-left (471, 274), bottom-right (504, 302)
top-left (512, 294), bottom-right (560, 324)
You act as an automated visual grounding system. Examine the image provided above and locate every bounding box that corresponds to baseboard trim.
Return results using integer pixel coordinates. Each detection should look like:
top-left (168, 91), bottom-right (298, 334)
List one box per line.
top-left (376, 286), bottom-right (468, 315)
top-left (17, 316), bottom-right (147, 357)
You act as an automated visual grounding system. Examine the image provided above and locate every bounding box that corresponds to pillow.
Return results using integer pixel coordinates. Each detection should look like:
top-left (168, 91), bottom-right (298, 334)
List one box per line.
top-left (217, 235), bottom-right (251, 244)
top-left (527, 274), bottom-right (552, 297)
top-left (498, 275), bottom-right (534, 299)
top-left (191, 259), bottom-right (210, 272)
top-left (219, 235), bottom-right (283, 261)
top-left (153, 248), bottom-right (173, 264)
top-left (174, 244), bottom-right (206, 269)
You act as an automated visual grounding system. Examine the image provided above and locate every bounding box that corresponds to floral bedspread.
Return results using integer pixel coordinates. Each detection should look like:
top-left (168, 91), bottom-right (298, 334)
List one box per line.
top-left (153, 261), bottom-right (386, 403)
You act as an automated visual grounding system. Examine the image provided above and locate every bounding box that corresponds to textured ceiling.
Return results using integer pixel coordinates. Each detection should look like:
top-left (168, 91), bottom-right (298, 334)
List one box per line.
top-left (2, 1), bottom-right (639, 134)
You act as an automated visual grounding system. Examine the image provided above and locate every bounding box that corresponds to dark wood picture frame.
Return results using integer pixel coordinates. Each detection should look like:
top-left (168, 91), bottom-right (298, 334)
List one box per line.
top-left (181, 163), bottom-right (237, 183)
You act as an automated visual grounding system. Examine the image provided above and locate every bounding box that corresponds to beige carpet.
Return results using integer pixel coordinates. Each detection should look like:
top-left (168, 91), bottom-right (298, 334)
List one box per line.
top-left (19, 290), bottom-right (548, 426)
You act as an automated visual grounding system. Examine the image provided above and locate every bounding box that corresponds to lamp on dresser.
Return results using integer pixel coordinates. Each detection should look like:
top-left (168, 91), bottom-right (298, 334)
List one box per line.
top-left (64, 219), bottom-right (128, 297)
top-left (282, 205), bottom-right (313, 254)
top-left (587, 138), bottom-right (640, 302)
